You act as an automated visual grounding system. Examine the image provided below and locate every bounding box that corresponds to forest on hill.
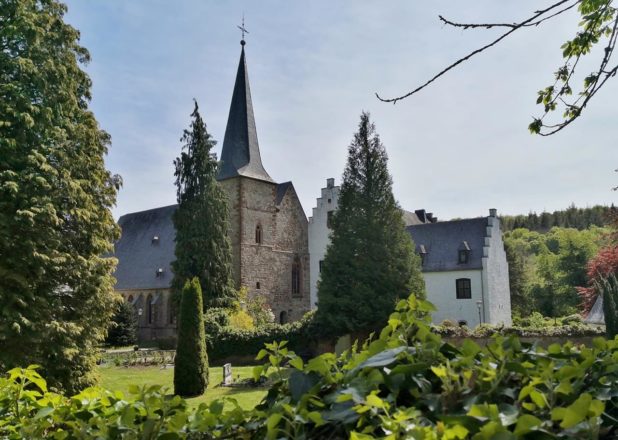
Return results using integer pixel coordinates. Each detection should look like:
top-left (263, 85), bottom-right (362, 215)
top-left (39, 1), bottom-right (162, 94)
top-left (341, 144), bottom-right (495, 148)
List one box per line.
top-left (500, 204), bottom-right (613, 232)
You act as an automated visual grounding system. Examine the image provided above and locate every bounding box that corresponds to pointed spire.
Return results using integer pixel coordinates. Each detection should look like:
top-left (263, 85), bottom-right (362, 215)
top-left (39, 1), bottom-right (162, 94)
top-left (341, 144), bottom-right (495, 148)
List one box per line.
top-left (218, 42), bottom-right (274, 183)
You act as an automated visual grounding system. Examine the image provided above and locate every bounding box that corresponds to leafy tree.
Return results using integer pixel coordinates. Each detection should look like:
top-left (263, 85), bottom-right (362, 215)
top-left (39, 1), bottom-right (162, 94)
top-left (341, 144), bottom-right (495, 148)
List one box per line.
top-left (172, 101), bottom-right (236, 309)
top-left (174, 278), bottom-right (208, 397)
top-left (377, 1), bottom-right (617, 135)
top-left (105, 301), bottom-right (137, 347)
top-left (0, 0), bottom-right (120, 393)
top-left (316, 112), bottom-right (425, 337)
top-left (504, 239), bottom-right (531, 316)
top-left (578, 245), bottom-right (618, 311)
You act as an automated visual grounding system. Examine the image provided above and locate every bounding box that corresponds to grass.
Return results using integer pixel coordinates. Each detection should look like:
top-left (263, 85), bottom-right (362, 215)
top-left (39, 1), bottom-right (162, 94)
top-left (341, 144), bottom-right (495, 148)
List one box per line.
top-left (98, 364), bottom-right (267, 410)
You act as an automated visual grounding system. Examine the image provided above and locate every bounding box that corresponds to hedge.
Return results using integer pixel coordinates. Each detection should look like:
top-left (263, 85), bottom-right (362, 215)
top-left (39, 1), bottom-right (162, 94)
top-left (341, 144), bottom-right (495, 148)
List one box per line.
top-left (3, 296), bottom-right (618, 439)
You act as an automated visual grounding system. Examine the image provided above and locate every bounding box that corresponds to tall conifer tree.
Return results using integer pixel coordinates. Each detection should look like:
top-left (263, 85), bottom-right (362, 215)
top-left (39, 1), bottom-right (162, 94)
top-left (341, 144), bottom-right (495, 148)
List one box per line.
top-left (317, 112), bottom-right (425, 336)
top-left (0, 0), bottom-right (120, 393)
top-left (172, 102), bottom-right (236, 309)
top-left (174, 278), bottom-right (209, 396)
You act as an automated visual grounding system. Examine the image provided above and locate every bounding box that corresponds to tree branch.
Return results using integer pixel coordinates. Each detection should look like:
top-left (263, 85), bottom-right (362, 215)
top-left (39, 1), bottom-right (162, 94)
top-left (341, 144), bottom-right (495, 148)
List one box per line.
top-left (376, 0), bottom-right (576, 104)
top-left (438, 1), bottom-right (580, 30)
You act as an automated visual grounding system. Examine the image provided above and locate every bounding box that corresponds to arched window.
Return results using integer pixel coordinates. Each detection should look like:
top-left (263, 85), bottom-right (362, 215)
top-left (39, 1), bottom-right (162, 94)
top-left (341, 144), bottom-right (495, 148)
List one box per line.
top-left (168, 297), bottom-right (176, 325)
top-left (255, 224), bottom-right (262, 244)
top-left (279, 311), bottom-right (288, 324)
top-left (146, 294), bottom-right (153, 324)
top-left (127, 295), bottom-right (134, 304)
top-left (291, 257), bottom-right (301, 295)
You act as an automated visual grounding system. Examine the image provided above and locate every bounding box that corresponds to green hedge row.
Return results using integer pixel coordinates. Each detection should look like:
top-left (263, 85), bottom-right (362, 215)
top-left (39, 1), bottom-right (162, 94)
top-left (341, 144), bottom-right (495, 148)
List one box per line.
top-left (206, 311), bottom-right (318, 362)
top-left (3, 296), bottom-right (618, 439)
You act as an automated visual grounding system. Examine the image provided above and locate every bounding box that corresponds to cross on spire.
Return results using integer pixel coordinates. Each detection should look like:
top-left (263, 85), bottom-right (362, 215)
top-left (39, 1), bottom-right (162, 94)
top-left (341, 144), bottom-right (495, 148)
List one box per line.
top-left (237, 14), bottom-right (249, 45)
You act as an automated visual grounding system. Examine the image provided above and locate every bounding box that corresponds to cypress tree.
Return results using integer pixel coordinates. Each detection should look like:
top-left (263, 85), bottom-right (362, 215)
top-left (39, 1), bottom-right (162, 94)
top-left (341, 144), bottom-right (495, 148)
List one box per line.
top-left (172, 101), bottom-right (236, 309)
top-left (316, 112), bottom-right (425, 337)
top-left (174, 278), bottom-right (209, 396)
top-left (0, 0), bottom-right (120, 393)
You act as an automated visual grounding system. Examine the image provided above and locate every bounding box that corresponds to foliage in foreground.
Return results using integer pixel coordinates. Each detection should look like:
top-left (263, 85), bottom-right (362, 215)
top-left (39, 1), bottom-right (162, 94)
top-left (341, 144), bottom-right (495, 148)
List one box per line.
top-left (174, 278), bottom-right (208, 397)
top-left (3, 296), bottom-right (618, 439)
top-left (0, 0), bottom-right (120, 394)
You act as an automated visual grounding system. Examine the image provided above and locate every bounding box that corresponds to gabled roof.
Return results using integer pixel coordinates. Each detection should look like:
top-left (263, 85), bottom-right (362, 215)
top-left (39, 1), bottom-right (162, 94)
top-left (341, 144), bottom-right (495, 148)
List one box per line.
top-left (217, 42), bottom-right (274, 183)
top-left (276, 181), bottom-right (293, 205)
top-left (113, 205), bottom-right (177, 290)
top-left (407, 217), bottom-right (488, 272)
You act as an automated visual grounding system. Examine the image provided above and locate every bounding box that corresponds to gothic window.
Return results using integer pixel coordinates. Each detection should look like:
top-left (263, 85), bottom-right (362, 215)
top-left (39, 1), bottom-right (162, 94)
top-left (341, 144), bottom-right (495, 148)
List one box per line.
top-left (456, 278), bottom-right (472, 299)
top-left (168, 298), bottom-right (176, 325)
top-left (279, 311), bottom-right (288, 324)
top-left (146, 294), bottom-right (154, 324)
top-left (255, 224), bottom-right (262, 244)
top-left (127, 295), bottom-right (134, 304)
top-left (292, 257), bottom-right (301, 295)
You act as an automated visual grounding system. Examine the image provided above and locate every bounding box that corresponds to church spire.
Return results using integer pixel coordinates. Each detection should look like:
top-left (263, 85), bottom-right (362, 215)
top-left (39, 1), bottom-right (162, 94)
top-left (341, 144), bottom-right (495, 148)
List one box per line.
top-left (218, 39), bottom-right (274, 183)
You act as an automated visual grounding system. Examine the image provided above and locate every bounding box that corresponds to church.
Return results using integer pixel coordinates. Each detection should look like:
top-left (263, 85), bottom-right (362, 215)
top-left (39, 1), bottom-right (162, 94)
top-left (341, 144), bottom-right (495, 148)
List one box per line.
top-left (112, 40), bottom-right (311, 342)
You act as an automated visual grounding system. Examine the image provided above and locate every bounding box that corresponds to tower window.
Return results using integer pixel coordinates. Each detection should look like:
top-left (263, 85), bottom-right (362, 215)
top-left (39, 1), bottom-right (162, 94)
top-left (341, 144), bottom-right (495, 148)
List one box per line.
top-left (456, 278), bottom-right (472, 299)
top-left (327, 211), bottom-right (334, 229)
top-left (255, 224), bottom-right (262, 244)
top-left (256, 282), bottom-right (261, 289)
top-left (319, 260), bottom-right (324, 273)
top-left (292, 257), bottom-right (301, 295)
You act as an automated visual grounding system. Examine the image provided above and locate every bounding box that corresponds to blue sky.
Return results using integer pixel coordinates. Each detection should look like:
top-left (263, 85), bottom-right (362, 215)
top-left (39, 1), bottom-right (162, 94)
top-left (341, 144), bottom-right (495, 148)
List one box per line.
top-left (64, 1), bottom-right (617, 220)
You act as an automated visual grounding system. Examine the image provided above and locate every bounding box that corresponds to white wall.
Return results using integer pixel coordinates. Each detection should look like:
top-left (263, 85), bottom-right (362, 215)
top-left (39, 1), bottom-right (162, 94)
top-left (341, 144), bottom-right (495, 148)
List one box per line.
top-left (482, 215), bottom-right (513, 325)
top-left (424, 270), bottom-right (484, 326)
top-left (308, 179), bottom-right (339, 310)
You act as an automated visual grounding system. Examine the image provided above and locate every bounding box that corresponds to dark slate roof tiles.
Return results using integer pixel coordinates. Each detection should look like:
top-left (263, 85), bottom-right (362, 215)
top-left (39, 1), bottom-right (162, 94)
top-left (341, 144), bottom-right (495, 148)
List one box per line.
top-left (407, 217), bottom-right (489, 272)
top-left (113, 205), bottom-right (177, 290)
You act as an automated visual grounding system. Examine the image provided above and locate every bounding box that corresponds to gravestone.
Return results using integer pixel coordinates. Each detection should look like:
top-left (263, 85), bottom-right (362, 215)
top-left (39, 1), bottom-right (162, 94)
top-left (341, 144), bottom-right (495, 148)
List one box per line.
top-left (223, 363), bottom-right (233, 385)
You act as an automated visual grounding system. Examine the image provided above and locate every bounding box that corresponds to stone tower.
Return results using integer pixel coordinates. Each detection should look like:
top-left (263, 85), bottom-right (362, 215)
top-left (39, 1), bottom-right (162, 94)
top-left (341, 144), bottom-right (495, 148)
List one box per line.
top-left (217, 40), bottom-right (310, 323)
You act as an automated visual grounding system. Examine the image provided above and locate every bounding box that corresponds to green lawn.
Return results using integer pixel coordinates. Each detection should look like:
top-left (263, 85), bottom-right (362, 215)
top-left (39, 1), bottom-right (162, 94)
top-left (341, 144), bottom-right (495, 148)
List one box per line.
top-left (98, 364), bottom-right (267, 410)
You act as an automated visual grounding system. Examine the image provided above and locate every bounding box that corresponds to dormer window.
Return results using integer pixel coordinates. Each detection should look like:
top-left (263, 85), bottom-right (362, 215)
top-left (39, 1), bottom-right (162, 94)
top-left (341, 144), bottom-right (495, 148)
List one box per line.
top-left (152, 235), bottom-right (159, 244)
top-left (418, 244), bottom-right (427, 265)
top-left (458, 241), bottom-right (471, 264)
top-left (155, 268), bottom-right (164, 277)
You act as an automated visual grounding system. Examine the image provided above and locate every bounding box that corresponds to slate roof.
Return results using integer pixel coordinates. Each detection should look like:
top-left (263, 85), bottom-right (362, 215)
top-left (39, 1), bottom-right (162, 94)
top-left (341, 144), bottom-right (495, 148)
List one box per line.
top-left (406, 217), bottom-right (488, 272)
top-left (276, 181), bottom-right (293, 205)
top-left (217, 43), bottom-right (274, 183)
top-left (585, 295), bottom-right (604, 324)
top-left (402, 210), bottom-right (426, 226)
top-left (113, 205), bottom-right (177, 290)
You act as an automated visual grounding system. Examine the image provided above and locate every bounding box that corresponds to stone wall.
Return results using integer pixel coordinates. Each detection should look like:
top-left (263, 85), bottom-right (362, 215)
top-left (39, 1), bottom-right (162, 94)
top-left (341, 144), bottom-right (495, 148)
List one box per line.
top-left (118, 289), bottom-right (176, 343)
top-left (222, 176), bottom-right (310, 324)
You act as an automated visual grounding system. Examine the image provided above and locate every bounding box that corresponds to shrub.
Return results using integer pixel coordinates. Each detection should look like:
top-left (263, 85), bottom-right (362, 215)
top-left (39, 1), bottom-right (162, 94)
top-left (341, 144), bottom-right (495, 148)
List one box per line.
top-left (174, 278), bottom-right (208, 397)
top-left (4, 296), bottom-right (618, 439)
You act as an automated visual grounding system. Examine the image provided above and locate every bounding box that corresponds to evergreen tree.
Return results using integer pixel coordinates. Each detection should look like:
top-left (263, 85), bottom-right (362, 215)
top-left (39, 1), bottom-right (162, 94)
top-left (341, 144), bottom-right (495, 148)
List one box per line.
top-left (105, 301), bottom-right (137, 347)
top-left (316, 112), bottom-right (425, 337)
top-left (172, 102), bottom-right (236, 309)
top-left (174, 278), bottom-right (209, 397)
top-left (0, 0), bottom-right (120, 393)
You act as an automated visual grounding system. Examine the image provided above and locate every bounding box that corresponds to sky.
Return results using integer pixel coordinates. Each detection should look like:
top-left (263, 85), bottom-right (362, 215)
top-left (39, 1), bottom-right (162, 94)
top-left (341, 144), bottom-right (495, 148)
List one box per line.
top-left (63, 1), bottom-right (617, 221)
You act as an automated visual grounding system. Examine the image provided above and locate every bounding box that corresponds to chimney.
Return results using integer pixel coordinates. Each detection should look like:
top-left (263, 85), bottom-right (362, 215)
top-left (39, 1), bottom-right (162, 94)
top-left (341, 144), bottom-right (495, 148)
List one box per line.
top-left (414, 209), bottom-right (427, 223)
top-left (489, 208), bottom-right (497, 218)
top-left (431, 216), bottom-right (438, 223)
top-left (426, 212), bottom-right (434, 223)
top-left (326, 178), bottom-right (335, 188)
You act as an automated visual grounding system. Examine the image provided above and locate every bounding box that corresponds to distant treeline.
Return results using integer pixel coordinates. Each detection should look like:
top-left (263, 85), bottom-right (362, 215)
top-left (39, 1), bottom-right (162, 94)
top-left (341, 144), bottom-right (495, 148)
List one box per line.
top-left (500, 204), bottom-right (614, 232)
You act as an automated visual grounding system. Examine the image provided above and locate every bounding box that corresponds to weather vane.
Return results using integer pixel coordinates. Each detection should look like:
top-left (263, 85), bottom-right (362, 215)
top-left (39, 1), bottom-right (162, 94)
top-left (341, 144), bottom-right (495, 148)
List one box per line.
top-left (237, 14), bottom-right (249, 44)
